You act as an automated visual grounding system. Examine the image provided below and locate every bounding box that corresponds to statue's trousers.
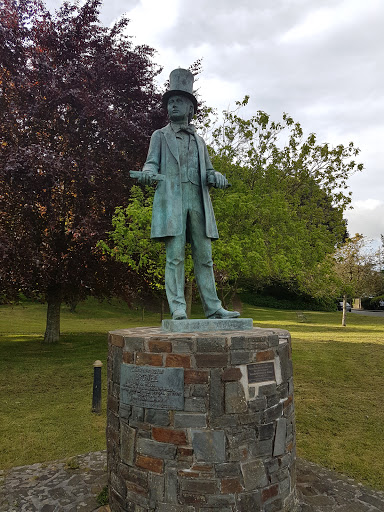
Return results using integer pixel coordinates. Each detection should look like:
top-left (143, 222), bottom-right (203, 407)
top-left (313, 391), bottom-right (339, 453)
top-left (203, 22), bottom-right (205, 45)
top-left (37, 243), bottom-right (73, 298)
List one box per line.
top-left (164, 182), bottom-right (222, 316)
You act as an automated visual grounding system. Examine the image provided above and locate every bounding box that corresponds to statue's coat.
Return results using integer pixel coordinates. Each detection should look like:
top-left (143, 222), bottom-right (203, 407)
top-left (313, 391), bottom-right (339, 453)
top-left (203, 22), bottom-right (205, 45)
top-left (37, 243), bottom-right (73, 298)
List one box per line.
top-left (142, 124), bottom-right (219, 240)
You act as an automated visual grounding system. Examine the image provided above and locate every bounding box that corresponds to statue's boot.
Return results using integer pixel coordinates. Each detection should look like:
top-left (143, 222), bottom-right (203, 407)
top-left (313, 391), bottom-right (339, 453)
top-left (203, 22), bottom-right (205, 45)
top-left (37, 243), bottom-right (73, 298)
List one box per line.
top-left (207, 308), bottom-right (240, 319)
top-left (173, 309), bottom-right (187, 320)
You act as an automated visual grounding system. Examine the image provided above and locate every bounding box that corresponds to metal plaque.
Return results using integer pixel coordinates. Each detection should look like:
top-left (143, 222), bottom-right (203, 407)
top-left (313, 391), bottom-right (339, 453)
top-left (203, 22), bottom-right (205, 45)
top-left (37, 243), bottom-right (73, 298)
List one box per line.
top-left (120, 364), bottom-right (184, 410)
top-left (247, 362), bottom-right (275, 384)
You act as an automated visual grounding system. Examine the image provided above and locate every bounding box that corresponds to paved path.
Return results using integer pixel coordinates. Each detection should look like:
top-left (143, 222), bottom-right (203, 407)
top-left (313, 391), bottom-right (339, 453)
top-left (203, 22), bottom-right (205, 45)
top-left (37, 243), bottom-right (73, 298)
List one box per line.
top-left (296, 459), bottom-right (384, 511)
top-left (1, 451), bottom-right (384, 511)
top-left (0, 452), bottom-right (108, 512)
top-left (351, 309), bottom-right (384, 317)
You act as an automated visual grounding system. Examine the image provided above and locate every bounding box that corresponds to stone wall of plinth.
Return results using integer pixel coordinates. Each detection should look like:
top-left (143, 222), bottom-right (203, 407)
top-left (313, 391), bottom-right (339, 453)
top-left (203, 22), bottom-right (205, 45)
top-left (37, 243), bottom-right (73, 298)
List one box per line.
top-left (107, 327), bottom-right (298, 512)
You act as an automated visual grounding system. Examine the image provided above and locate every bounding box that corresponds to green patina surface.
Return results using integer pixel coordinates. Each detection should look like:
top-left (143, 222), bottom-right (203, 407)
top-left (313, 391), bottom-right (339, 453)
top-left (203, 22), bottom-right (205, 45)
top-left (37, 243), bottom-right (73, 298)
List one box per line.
top-left (132, 68), bottom-right (238, 321)
top-left (161, 318), bottom-right (253, 333)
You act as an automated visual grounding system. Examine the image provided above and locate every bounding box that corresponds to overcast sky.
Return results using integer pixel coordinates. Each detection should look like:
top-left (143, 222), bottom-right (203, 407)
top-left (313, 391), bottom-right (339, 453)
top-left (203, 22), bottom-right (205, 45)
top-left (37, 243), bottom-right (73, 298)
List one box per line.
top-left (45, 0), bottom-right (384, 244)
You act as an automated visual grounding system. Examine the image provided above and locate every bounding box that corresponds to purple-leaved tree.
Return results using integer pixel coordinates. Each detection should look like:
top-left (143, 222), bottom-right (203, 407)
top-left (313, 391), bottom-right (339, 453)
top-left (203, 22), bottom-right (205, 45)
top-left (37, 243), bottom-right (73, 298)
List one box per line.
top-left (0, 0), bottom-right (166, 341)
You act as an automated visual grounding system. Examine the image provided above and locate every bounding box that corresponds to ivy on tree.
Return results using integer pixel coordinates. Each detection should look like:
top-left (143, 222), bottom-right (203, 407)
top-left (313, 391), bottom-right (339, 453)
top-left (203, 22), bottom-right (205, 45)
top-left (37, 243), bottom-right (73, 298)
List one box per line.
top-left (0, 0), bottom-right (166, 342)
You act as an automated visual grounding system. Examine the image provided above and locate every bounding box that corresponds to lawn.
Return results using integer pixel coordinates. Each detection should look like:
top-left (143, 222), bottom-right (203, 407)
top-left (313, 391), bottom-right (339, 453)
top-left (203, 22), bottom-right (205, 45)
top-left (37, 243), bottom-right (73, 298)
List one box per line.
top-left (1, 299), bottom-right (383, 490)
top-left (0, 298), bottom-right (164, 470)
top-left (245, 304), bottom-right (384, 490)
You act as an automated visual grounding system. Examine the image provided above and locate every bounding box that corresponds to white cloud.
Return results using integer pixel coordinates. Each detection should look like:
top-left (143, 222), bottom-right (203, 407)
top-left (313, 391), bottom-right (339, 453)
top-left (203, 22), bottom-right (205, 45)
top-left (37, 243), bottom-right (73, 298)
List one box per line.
top-left (345, 199), bottom-right (384, 242)
top-left (124, 0), bottom-right (180, 44)
top-left (41, 0), bottom-right (384, 247)
top-left (354, 199), bottom-right (382, 211)
top-left (279, 0), bottom-right (377, 43)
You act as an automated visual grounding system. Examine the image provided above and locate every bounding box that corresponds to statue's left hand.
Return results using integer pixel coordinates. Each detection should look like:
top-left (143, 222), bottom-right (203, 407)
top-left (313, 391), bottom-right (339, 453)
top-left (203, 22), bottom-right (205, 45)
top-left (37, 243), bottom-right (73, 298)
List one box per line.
top-left (213, 171), bottom-right (229, 189)
top-left (137, 171), bottom-right (156, 185)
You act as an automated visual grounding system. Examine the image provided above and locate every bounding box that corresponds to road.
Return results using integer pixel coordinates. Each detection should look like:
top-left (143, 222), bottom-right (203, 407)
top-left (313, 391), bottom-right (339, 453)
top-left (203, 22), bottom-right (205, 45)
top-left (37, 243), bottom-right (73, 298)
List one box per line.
top-left (351, 309), bottom-right (384, 317)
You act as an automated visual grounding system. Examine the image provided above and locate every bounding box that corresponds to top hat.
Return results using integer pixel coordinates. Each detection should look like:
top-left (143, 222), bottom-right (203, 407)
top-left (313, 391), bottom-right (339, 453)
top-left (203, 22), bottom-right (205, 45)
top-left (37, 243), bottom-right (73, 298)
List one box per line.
top-left (162, 68), bottom-right (198, 112)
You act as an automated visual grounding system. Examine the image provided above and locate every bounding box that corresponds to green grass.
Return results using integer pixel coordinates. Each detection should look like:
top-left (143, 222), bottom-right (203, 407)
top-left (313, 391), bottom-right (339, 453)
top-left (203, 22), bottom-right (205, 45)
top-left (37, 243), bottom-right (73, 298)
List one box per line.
top-left (0, 298), bottom-right (165, 469)
top-left (245, 305), bottom-right (384, 490)
top-left (1, 299), bottom-right (384, 490)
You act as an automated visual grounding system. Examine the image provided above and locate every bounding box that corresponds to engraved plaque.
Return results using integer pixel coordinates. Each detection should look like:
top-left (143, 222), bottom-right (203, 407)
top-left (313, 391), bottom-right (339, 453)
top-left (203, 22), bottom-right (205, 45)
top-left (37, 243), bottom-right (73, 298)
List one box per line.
top-left (247, 362), bottom-right (275, 383)
top-left (120, 364), bottom-right (184, 410)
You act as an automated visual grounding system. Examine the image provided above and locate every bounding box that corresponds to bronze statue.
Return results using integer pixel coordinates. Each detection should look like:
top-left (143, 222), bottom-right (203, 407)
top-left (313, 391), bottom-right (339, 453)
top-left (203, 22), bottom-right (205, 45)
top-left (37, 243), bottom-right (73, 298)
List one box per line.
top-left (134, 68), bottom-right (239, 321)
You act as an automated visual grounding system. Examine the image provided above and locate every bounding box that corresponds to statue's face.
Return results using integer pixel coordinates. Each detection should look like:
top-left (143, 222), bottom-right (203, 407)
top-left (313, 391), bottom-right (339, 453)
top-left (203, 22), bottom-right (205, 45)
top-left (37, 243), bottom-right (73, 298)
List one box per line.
top-left (167, 95), bottom-right (193, 123)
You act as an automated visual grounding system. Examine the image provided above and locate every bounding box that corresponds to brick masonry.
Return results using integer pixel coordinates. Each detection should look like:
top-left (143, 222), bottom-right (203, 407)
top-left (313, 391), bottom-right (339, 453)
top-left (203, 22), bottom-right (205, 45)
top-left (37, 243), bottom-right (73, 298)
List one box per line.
top-left (107, 327), bottom-right (299, 511)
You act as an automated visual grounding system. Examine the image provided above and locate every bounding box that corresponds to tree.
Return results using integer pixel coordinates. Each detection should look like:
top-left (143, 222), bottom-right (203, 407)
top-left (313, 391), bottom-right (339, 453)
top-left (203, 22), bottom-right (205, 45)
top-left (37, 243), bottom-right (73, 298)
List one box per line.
top-left (99, 185), bottom-right (196, 317)
top-left (204, 98), bottom-right (363, 301)
top-left (100, 61), bottom-right (208, 318)
top-left (0, 0), bottom-right (166, 341)
top-left (333, 235), bottom-right (382, 326)
top-left (103, 99), bottom-right (362, 311)
top-left (104, 187), bottom-right (165, 292)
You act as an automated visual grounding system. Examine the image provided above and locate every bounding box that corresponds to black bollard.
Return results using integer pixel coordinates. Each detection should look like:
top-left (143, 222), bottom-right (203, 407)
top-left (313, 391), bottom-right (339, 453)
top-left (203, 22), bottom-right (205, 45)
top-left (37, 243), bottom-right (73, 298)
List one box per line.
top-left (92, 360), bottom-right (103, 413)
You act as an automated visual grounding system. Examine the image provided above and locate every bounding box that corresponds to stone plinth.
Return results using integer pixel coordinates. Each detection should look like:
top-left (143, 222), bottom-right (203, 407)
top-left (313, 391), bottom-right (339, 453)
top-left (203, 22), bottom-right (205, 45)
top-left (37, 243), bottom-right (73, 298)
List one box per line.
top-left (107, 327), bottom-right (298, 512)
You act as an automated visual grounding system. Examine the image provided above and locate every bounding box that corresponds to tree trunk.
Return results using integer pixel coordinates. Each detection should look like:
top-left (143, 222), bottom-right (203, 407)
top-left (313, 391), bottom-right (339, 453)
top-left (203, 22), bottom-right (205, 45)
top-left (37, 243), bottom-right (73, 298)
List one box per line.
top-left (232, 291), bottom-right (243, 315)
top-left (160, 298), bottom-right (164, 322)
top-left (44, 286), bottom-right (62, 343)
top-left (185, 279), bottom-right (193, 319)
top-left (69, 300), bottom-right (78, 313)
top-left (341, 294), bottom-right (347, 327)
top-left (220, 284), bottom-right (227, 309)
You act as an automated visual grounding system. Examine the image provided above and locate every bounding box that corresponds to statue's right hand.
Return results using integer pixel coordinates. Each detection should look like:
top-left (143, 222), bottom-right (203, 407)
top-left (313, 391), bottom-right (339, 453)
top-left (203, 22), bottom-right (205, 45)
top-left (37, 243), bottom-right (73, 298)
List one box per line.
top-left (137, 172), bottom-right (155, 185)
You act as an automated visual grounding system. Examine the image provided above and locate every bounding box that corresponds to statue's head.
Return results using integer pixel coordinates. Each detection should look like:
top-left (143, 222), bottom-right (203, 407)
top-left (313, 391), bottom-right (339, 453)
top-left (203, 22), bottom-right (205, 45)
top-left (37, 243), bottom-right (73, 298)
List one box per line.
top-left (162, 68), bottom-right (197, 123)
top-left (167, 95), bottom-right (194, 124)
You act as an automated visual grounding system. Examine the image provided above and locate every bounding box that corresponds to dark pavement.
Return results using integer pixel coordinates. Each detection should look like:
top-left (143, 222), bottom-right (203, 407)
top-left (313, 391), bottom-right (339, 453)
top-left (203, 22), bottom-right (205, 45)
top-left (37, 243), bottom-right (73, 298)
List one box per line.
top-left (1, 451), bottom-right (384, 511)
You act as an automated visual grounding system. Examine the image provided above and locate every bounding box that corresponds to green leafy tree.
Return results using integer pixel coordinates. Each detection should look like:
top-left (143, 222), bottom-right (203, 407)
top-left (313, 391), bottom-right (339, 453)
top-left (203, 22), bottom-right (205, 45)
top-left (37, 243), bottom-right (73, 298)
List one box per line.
top-left (99, 186), bottom-right (166, 292)
top-left (100, 186), bottom-right (196, 316)
top-left (206, 98), bottom-right (362, 302)
top-left (333, 234), bottom-right (383, 326)
top-left (0, 0), bottom-right (166, 341)
top-left (104, 98), bottom-right (363, 311)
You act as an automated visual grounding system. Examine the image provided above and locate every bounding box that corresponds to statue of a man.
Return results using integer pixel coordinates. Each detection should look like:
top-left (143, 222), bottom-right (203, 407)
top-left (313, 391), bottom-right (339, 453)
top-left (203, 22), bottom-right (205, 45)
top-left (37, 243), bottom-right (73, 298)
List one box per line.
top-left (138, 68), bottom-right (239, 321)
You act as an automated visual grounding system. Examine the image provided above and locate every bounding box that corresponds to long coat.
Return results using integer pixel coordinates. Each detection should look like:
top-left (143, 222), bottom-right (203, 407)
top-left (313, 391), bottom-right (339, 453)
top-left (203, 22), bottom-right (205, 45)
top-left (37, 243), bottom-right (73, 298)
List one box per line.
top-left (142, 124), bottom-right (219, 241)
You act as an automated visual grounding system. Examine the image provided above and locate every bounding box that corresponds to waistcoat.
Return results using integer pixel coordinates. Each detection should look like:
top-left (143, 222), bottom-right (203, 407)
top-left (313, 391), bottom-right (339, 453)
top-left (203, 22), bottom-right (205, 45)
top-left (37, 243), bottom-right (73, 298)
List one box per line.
top-left (176, 130), bottom-right (200, 186)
